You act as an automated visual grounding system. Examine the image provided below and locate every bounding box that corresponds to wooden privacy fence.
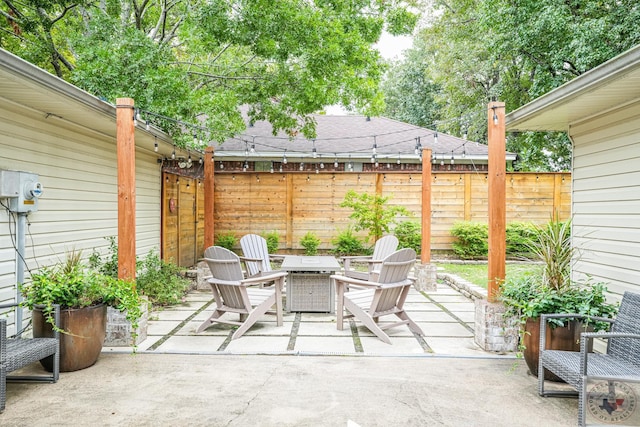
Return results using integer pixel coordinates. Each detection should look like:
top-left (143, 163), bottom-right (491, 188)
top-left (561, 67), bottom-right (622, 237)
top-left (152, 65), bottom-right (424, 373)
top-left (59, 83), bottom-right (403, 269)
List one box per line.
top-left (162, 171), bottom-right (570, 265)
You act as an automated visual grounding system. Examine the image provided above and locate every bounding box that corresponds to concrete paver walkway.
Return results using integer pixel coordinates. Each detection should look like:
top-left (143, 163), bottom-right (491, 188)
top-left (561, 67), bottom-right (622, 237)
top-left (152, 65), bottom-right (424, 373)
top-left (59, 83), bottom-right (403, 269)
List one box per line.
top-left (117, 283), bottom-right (497, 358)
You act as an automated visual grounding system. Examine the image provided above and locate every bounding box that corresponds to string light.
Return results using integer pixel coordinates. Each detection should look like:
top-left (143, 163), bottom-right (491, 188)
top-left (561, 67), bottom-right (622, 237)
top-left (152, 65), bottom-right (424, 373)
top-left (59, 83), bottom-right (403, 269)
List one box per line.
top-left (282, 149), bottom-right (288, 165)
top-left (319, 155), bottom-right (324, 169)
top-left (145, 120), bottom-right (150, 131)
top-left (312, 140), bottom-right (317, 158)
top-left (372, 136), bottom-right (377, 154)
top-left (270, 162), bottom-right (274, 173)
top-left (450, 151), bottom-right (454, 165)
top-left (243, 160), bottom-right (249, 171)
top-left (493, 107), bottom-right (499, 125)
top-left (397, 152), bottom-right (401, 165)
top-left (334, 154), bottom-right (339, 168)
top-left (154, 136), bottom-right (158, 152)
top-left (434, 130), bottom-right (438, 144)
top-left (133, 109), bottom-right (138, 127)
top-left (219, 161), bottom-right (224, 169)
top-left (299, 161), bottom-right (304, 171)
top-left (171, 146), bottom-right (176, 160)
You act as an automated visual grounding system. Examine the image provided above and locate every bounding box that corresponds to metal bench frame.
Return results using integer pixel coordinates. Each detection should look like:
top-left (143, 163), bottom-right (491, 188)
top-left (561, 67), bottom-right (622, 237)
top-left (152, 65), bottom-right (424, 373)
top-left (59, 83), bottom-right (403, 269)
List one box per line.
top-left (1, 303), bottom-right (60, 412)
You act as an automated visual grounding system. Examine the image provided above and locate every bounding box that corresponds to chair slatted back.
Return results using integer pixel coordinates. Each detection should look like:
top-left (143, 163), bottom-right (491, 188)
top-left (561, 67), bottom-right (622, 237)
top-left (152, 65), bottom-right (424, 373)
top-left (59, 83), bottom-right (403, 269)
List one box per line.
top-left (376, 248), bottom-right (416, 284)
top-left (203, 246), bottom-right (251, 312)
top-left (240, 234), bottom-right (272, 276)
top-left (608, 291), bottom-right (640, 366)
top-left (371, 235), bottom-right (399, 262)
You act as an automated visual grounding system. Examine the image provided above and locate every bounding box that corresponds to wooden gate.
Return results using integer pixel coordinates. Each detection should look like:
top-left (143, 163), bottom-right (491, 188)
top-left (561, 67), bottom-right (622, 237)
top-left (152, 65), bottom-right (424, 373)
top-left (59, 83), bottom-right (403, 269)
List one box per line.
top-left (162, 172), bottom-right (204, 267)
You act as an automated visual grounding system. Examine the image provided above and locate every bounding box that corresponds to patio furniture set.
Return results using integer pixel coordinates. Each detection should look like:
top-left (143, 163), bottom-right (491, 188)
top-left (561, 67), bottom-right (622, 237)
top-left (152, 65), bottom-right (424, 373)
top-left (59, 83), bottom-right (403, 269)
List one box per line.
top-left (197, 234), bottom-right (422, 345)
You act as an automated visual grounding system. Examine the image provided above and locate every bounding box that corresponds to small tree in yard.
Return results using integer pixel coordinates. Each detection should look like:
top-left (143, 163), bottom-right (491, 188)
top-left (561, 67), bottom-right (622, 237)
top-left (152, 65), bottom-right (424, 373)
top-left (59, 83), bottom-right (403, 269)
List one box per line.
top-left (340, 190), bottom-right (411, 243)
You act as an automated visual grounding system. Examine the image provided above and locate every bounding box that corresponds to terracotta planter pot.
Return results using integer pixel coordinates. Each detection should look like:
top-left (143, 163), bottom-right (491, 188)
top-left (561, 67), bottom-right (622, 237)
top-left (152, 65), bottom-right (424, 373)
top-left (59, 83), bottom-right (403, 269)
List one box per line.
top-left (522, 317), bottom-right (592, 382)
top-left (33, 304), bottom-right (107, 372)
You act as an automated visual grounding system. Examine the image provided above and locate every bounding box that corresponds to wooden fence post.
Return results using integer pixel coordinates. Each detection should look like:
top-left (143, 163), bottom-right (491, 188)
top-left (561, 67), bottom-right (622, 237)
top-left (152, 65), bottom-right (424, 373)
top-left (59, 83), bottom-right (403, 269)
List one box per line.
top-left (421, 148), bottom-right (432, 264)
top-left (487, 101), bottom-right (506, 302)
top-left (116, 98), bottom-right (136, 281)
top-left (204, 146), bottom-right (214, 251)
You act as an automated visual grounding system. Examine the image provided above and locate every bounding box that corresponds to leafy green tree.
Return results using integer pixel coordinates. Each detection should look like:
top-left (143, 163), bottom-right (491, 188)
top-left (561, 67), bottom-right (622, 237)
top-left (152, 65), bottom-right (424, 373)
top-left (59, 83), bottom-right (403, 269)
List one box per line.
top-left (340, 190), bottom-right (411, 242)
top-left (2, 0), bottom-right (419, 145)
top-left (382, 0), bottom-right (640, 171)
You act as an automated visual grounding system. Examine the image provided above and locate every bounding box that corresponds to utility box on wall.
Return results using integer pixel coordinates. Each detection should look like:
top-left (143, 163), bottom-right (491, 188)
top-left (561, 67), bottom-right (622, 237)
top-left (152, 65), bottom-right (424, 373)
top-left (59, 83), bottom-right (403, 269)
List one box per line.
top-left (0, 170), bottom-right (43, 213)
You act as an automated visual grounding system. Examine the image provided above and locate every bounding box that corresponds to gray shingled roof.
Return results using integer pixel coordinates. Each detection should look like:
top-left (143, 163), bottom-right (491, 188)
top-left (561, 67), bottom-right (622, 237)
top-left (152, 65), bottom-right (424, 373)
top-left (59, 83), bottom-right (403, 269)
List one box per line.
top-left (215, 114), bottom-right (504, 163)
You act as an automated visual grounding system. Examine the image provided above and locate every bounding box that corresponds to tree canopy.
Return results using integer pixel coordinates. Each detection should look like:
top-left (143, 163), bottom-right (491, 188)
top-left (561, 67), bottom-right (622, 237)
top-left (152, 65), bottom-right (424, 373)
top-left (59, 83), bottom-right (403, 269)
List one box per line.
top-left (1, 0), bottom-right (419, 146)
top-left (382, 0), bottom-right (640, 171)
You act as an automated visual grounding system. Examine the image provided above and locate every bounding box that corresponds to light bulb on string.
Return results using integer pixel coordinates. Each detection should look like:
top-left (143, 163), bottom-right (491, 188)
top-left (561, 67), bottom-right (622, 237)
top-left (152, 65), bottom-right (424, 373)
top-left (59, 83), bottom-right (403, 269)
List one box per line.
top-left (219, 161), bottom-right (224, 169)
top-left (397, 152), bottom-right (401, 165)
top-left (193, 134), bottom-right (198, 145)
top-left (133, 109), bottom-right (138, 127)
top-left (334, 154), bottom-right (339, 168)
top-left (434, 130), bottom-right (438, 144)
top-left (154, 137), bottom-right (158, 152)
top-left (299, 162), bottom-right (304, 171)
top-left (243, 160), bottom-right (249, 172)
top-left (312, 140), bottom-right (317, 158)
top-left (145, 120), bottom-right (150, 131)
top-left (282, 150), bottom-right (288, 165)
top-left (171, 147), bottom-right (176, 160)
top-left (270, 162), bottom-right (274, 173)
top-left (450, 152), bottom-right (455, 165)
top-left (493, 108), bottom-right (499, 125)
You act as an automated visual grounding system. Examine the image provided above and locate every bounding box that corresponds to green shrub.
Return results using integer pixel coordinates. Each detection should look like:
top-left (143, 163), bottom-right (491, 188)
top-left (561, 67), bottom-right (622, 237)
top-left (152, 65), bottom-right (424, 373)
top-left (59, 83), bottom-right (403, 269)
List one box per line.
top-left (136, 249), bottom-right (190, 306)
top-left (263, 231), bottom-right (280, 253)
top-left (300, 232), bottom-right (321, 255)
top-left (506, 222), bottom-right (538, 257)
top-left (330, 227), bottom-right (368, 256)
top-left (450, 222), bottom-right (488, 259)
top-left (89, 236), bottom-right (119, 278)
top-left (394, 221), bottom-right (421, 253)
top-left (215, 232), bottom-right (237, 250)
top-left (90, 238), bottom-right (190, 306)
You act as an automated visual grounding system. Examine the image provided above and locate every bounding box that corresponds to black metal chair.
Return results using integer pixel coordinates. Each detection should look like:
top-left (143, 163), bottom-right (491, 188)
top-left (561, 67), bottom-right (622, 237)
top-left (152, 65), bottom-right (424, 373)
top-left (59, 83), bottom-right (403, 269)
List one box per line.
top-left (0, 303), bottom-right (60, 412)
top-left (538, 291), bottom-right (640, 426)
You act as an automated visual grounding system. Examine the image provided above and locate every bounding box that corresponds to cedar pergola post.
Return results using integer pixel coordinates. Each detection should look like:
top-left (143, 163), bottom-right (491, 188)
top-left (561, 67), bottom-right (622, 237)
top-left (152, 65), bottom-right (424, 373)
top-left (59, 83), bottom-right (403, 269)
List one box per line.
top-left (487, 101), bottom-right (506, 302)
top-left (116, 98), bottom-right (136, 281)
top-left (421, 148), bottom-right (432, 264)
top-left (204, 146), bottom-right (215, 251)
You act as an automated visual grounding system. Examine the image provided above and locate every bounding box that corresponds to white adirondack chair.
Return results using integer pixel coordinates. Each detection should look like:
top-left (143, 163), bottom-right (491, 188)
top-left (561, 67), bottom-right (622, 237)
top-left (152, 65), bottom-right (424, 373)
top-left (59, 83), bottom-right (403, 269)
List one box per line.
top-left (239, 234), bottom-right (285, 278)
top-left (341, 235), bottom-right (399, 281)
top-left (332, 248), bottom-right (423, 344)
top-left (197, 246), bottom-right (286, 340)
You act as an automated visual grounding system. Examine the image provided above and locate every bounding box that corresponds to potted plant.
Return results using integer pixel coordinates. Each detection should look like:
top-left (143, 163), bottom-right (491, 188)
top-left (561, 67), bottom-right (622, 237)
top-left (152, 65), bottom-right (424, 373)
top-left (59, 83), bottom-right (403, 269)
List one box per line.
top-left (499, 218), bottom-right (618, 380)
top-left (21, 250), bottom-right (142, 372)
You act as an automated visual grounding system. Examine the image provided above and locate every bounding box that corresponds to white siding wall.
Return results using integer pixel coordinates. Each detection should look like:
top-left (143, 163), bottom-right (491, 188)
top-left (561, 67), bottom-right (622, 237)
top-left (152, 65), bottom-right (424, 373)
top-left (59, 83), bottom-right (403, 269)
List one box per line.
top-left (0, 100), bottom-right (162, 317)
top-left (570, 101), bottom-right (640, 298)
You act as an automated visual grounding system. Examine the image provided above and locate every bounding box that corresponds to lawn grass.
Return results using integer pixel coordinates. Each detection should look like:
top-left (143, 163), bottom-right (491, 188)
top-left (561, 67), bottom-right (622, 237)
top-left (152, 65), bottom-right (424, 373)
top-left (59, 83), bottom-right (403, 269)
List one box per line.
top-left (434, 262), bottom-right (542, 289)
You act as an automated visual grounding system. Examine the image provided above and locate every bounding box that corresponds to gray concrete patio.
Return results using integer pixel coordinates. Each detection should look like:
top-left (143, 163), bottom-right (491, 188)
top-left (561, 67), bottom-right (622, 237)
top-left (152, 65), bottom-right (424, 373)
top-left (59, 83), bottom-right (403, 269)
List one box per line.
top-left (2, 281), bottom-right (584, 426)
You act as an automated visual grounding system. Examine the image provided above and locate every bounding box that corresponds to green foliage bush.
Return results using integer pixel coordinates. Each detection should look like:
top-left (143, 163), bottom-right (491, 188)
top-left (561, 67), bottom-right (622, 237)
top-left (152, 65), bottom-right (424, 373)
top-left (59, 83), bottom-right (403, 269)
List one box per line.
top-left (450, 221), bottom-right (546, 259)
top-left (263, 231), bottom-right (280, 253)
top-left (394, 221), bottom-right (421, 253)
top-left (451, 222), bottom-right (488, 259)
top-left (505, 222), bottom-right (539, 257)
top-left (90, 238), bottom-right (190, 306)
top-left (330, 227), bottom-right (368, 256)
top-left (135, 249), bottom-right (190, 306)
top-left (300, 232), bottom-right (321, 255)
top-left (215, 232), bottom-right (237, 250)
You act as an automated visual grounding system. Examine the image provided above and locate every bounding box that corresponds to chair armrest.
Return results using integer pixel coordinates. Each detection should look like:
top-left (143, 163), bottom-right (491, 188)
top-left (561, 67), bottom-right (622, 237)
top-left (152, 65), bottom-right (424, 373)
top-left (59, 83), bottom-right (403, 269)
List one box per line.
top-left (330, 274), bottom-right (381, 289)
top-left (341, 256), bottom-right (373, 262)
top-left (541, 313), bottom-right (615, 324)
top-left (239, 256), bottom-right (262, 263)
top-left (269, 254), bottom-right (286, 261)
top-left (241, 271), bottom-right (287, 286)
